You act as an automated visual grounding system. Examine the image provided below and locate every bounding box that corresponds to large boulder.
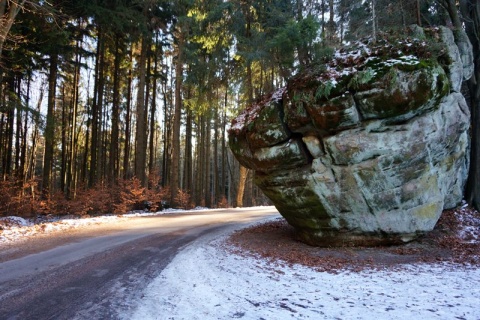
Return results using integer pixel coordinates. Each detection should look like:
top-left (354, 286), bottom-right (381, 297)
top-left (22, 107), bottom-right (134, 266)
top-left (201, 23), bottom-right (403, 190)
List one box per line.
top-left (229, 27), bottom-right (473, 246)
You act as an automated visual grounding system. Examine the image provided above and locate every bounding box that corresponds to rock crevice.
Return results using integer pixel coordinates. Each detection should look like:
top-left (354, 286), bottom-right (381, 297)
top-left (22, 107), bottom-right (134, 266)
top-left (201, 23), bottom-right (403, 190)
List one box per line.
top-left (229, 26), bottom-right (473, 246)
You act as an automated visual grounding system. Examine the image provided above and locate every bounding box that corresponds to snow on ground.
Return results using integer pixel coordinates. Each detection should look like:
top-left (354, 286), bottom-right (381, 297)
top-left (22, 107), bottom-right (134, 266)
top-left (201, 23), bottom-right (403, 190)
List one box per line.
top-left (0, 207), bottom-right (213, 244)
top-left (130, 218), bottom-right (480, 320)
top-left (2, 206), bottom-right (479, 319)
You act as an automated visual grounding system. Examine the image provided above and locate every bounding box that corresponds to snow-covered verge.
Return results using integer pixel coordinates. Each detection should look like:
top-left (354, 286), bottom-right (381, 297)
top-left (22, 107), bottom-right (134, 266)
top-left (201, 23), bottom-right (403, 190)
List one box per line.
top-left (0, 207), bottom-right (211, 244)
top-left (130, 208), bottom-right (480, 320)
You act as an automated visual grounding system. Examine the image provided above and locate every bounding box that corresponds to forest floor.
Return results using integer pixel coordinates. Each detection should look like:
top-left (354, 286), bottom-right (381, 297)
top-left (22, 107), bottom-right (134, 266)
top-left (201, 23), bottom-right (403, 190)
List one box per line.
top-left (227, 203), bottom-right (480, 273)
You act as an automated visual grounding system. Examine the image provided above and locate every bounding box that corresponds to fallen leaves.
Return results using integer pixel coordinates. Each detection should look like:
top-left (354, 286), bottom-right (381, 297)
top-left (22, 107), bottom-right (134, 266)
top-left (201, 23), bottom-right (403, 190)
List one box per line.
top-left (226, 204), bottom-right (480, 273)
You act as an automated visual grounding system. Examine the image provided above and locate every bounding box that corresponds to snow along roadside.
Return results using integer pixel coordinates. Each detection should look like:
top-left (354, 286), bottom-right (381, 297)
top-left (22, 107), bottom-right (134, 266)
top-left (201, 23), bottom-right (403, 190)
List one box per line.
top-left (0, 207), bottom-right (219, 244)
top-left (129, 217), bottom-right (480, 320)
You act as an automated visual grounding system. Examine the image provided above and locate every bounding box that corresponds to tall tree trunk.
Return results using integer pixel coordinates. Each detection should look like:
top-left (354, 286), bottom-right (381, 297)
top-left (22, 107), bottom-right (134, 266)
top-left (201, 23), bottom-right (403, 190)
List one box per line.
top-left (67, 38), bottom-right (81, 198)
top-left (221, 90), bottom-right (227, 204)
top-left (183, 105), bottom-right (192, 193)
top-left (123, 46), bottom-right (133, 180)
top-left (161, 78), bottom-right (170, 187)
top-left (4, 77), bottom-right (14, 178)
top-left (171, 27), bottom-right (185, 203)
top-left (144, 41), bottom-right (151, 178)
top-left (149, 35), bottom-right (159, 179)
top-left (328, 0), bottom-right (335, 43)
top-left (110, 34), bottom-right (121, 184)
top-left (134, 36), bottom-right (148, 186)
top-left (42, 53), bottom-right (58, 197)
top-left (27, 83), bottom-right (44, 182)
top-left (60, 84), bottom-right (67, 192)
top-left (205, 113), bottom-right (211, 207)
top-left (416, 0), bottom-right (422, 26)
top-left (236, 165), bottom-right (248, 207)
top-left (197, 115), bottom-right (205, 205)
top-left (213, 106), bottom-right (219, 206)
top-left (14, 76), bottom-right (22, 177)
top-left (20, 73), bottom-right (31, 181)
top-left (89, 28), bottom-right (105, 187)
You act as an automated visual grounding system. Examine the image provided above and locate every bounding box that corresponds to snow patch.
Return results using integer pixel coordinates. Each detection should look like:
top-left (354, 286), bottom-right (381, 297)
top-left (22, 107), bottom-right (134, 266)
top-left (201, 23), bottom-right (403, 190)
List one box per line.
top-left (130, 220), bottom-right (480, 320)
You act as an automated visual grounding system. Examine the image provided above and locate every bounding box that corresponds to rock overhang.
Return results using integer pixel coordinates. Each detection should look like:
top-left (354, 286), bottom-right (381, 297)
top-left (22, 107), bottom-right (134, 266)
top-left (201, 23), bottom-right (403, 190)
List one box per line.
top-left (229, 26), bottom-right (473, 246)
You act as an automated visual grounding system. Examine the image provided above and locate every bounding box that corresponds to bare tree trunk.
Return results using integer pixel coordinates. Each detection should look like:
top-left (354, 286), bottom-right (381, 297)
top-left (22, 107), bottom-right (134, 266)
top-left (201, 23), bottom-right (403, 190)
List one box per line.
top-left (205, 113), bottom-right (211, 207)
top-left (149, 35), bottom-right (160, 179)
top-left (42, 53), bottom-right (58, 197)
top-left (183, 105), bottom-right (192, 194)
top-left (123, 46), bottom-right (133, 180)
top-left (26, 82), bottom-right (44, 183)
top-left (89, 28), bottom-right (105, 187)
top-left (110, 33), bottom-right (121, 184)
top-left (20, 73), bottom-right (31, 181)
top-left (135, 36), bottom-right (148, 186)
top-left (221, 90), bottom-right (227, 203)
top-left (328, 0), bottom-right (335, 43)
top-left (67, 37), bottom-right (81, 198)
top-left (4, 77), bottom-right (14, 178)
top-left (416, 0), bottom-right (422, 26)
top-left (14, 76), bottom-right (21, 177)
top-left (236, 165), bottom-right (248, 207)
top-left (171, 26), bottom-right (185, 203)
top-left (60, 85), bottom-right (67, 192)
top-left (213, 106), bottom-right (219, 206)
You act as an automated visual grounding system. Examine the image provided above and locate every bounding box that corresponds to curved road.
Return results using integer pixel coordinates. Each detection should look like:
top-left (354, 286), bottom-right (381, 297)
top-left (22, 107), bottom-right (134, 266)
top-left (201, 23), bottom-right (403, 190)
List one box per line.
top-left (0, 207), bottom-right (279, 320)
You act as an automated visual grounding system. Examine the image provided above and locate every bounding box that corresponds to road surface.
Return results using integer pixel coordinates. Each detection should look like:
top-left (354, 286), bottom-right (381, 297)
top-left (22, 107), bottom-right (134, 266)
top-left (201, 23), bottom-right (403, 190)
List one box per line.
top-left (0, 207), bottom-right (279, 320)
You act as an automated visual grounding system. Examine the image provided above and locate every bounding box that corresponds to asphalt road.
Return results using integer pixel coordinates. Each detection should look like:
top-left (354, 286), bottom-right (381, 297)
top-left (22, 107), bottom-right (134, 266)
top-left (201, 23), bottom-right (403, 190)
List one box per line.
top-left (0, 207), bottom-right (279, 320)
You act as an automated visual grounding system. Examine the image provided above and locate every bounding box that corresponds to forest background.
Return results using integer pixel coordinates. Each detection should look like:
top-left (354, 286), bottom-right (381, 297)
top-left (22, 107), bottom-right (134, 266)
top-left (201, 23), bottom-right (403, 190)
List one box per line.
top-left (0, 0), bottom-right (478, 217)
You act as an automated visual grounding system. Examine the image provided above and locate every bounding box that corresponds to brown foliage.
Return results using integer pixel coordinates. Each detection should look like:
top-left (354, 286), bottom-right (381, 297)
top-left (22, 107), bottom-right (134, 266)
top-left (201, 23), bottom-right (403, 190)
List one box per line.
top-left (175, 189), bottom-right (191, 210)
top-left (217, 196), bottom-right (230, 208)
top-left (0, 179), bottom-right (40, 217)
top-left (0, 176), bottom-right (170, 218)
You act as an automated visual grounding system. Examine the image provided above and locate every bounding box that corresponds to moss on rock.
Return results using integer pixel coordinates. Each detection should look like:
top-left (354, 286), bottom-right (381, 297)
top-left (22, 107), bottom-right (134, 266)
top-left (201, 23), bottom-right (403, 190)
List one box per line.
top-left (228, 26), bottom-right (472, 247)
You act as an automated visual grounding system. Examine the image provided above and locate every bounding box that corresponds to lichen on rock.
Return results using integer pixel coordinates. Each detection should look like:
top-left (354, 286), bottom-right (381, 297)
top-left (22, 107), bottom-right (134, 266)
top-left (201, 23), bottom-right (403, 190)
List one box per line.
top-left (228, 26), bottom-right (473, 247)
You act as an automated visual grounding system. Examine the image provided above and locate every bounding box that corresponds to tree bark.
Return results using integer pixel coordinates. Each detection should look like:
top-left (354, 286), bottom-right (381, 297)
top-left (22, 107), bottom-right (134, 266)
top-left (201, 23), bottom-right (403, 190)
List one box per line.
top-left (205, 113), bottom-right (211, 207)
top-left (89, 28), bottom-right (105, 187)
top-left (42, 53), bottom-right (58, 197)
top-left (123, 46), bottom-right (133, 180)
top-left (183, 105), bottom-right (192, 194)
top-left (171, 26), bottom-right (185, 203)
top-left (236, 165), bottom-right (248, 207)
top-left (149, 35), bottom-right (159, 179)
top-left (134, 36), bottom-right (148, 186)
top-left (110, 34), bottom-right (121, 184)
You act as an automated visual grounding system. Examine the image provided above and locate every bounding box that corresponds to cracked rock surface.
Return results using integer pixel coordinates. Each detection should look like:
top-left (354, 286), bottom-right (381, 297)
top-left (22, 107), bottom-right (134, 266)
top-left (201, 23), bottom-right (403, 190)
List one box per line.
top-left (229, 26), bottom-right (473, 246)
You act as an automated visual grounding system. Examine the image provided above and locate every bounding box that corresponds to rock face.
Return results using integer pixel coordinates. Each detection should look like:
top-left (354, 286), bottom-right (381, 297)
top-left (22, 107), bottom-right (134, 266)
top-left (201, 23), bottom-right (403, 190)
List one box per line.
top-left (229, 26), bottom-right (473, 246)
